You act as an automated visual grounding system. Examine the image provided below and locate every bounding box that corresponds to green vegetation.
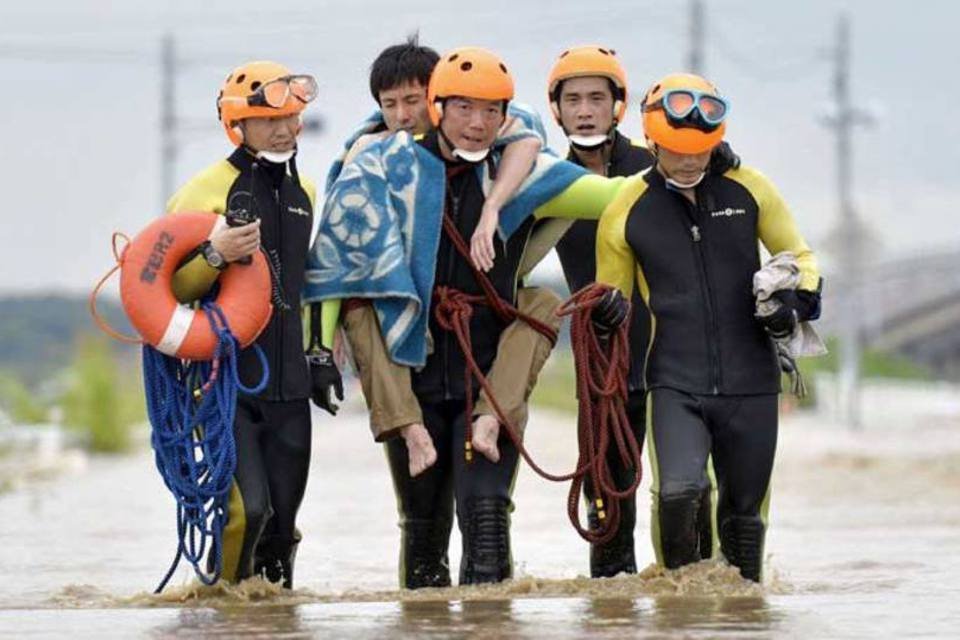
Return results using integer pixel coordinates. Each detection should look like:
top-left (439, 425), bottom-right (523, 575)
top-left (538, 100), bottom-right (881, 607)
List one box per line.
top-left (0, 295), bottom-right (133, 385)
top-left (0, 295), bottom-right (144, 453)
top-left (797, 336), bottom-right (930, 380)
top-left (60, 334), bottom-right (145, 453)
top-left (532, 338), bottom-right (932, 415)
top-left (529, 350), bottom-right (579, 415)
top-left (0, 371), bottom-right (48, 423)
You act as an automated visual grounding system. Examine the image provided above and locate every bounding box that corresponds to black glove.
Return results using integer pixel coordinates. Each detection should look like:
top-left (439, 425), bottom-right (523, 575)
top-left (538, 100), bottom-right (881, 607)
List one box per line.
top-left (758, 289), bottom-right (798, 339)
top-left (307, 345), bottom-right (344, 415)
top-left (709, 141), bottom-right (741, 174)
top-left (591, 288), bottom-right (630, 336)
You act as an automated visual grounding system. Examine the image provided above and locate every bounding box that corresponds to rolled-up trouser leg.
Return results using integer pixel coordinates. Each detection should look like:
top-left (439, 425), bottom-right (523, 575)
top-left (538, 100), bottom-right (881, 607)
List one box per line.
top-left (473, 286), bottom-right (563, 436)
top-left (647, 388), bottom-right (711, 570)
top-left (451, 402), bottom-right (520, 585)
top-left (218, 397), bottom-right (273, 583)
top-left (711, 394), bottom-right (778, 582)
top-left (584, 389), bottom-right (646, 577)
top-left (386, 401), bottom-right (455, 589)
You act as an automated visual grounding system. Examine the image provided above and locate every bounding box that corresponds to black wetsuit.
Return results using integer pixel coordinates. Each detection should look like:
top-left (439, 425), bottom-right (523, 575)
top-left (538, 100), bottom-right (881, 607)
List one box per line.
top-left (554, 132), bottom-right (654, 578)
top-left (167, 147), bottom-right (317, 587)
top-left (385, 131), bottom-right (537, 586)
top-left (596, 162), bottom-right (821, 581)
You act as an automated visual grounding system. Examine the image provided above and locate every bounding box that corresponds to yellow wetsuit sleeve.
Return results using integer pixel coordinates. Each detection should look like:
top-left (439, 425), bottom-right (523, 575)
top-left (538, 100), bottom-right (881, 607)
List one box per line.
top-left (728, 166), bottom-right (820, 290)
top-left (533, 174), bottom-right (626, 220)
top-left (165, 160), bottom-right (238, 303)
top-left (321, 299), bottom-right (341, 349)
top-left (595, 175), bottom-right (647, 296)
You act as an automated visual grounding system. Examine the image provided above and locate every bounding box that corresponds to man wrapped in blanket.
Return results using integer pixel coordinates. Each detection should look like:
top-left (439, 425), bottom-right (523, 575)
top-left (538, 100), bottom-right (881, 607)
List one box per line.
top-left (305, 47), bottom-right (627, 586)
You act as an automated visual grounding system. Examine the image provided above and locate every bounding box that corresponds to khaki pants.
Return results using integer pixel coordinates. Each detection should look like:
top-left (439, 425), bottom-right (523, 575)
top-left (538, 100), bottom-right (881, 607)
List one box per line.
top-left (341, 286), bottom-right (563, 441)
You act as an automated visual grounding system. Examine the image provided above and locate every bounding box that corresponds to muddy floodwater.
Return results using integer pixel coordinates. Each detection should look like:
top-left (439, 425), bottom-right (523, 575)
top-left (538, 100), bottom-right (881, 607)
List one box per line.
top-left (1, 381), bottom-right (959, 638)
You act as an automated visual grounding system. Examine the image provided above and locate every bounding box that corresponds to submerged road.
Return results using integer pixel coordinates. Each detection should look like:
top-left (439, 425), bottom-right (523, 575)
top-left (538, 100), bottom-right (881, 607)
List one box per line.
top-left (1, 382), bottom-right (958, 638)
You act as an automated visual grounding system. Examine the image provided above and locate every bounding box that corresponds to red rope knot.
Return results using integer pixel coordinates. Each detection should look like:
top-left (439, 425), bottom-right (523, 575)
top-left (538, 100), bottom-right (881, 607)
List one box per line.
top-left (432, 285), bottom-right (484, 332)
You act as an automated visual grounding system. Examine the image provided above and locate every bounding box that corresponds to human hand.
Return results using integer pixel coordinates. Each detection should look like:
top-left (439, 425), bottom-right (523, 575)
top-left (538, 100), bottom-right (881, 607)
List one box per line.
top-left (210, 218), bottom-right (261, 262)
top-left (307, 346), bottom-right (344, 415)
top-left (591, 288), bottom-right (630, 336)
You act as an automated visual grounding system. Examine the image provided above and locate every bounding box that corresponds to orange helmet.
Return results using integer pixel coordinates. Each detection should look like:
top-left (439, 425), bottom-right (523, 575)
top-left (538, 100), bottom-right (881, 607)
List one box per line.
top-left (427, 47), bottom-right (515, 126)
top-left (547, 45), bottom-right (628, 124)
top-left (217, 61), bottom-right (317, 146)
top-left (641, 73), bottom-right (727, 154)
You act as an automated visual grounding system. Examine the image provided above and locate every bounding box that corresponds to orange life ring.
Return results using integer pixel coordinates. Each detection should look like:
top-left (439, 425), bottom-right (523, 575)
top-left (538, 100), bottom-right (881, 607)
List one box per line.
top-left (116, 211), bottom-right (273, 360)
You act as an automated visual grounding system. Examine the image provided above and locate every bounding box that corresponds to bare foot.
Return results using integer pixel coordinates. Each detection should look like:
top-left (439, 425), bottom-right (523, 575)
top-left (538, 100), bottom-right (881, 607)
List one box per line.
top-left (471, 414), bottom-right (501, 463)
top-left (401, 423), bottom-right (437, 477)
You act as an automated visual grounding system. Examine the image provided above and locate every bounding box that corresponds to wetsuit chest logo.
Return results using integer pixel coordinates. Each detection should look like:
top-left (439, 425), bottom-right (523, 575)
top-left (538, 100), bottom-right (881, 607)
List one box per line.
top-left (287, 205), bottom-right (310, 217)
top-left (710, 207), bottom-right (746, 219)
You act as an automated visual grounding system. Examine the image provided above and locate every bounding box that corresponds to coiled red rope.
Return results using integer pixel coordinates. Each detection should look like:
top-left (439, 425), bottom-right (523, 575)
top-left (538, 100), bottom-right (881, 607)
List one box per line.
top-left (433, 211), bottom-right (642, 544)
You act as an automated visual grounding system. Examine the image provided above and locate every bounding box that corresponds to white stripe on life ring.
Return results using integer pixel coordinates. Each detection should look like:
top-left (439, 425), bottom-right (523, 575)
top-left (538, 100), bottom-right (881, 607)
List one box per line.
top-left (156, 305), bottom-right (195, 356)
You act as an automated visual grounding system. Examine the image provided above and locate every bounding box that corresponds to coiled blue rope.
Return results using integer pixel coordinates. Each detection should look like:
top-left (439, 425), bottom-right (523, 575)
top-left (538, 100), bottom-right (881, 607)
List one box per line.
top-left (142, 302), bottom-right (269, 593)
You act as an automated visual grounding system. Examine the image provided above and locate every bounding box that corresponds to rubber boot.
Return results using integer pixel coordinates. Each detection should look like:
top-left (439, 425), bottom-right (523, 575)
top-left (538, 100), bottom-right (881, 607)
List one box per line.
top-left (588, 496), bottom-right (637, 578)
top-left (459, 497), bottom-right (511, 585)
top-left (697, 485), bottom-right (714, 560)
top-left (657, 491), bottom-right (703, 569)
top-left (402, 518), bottom-right (452, 589)
top-left (253, 533), bottom-right (300, 589)
top-left (719, 515), bottom-right (765, 582)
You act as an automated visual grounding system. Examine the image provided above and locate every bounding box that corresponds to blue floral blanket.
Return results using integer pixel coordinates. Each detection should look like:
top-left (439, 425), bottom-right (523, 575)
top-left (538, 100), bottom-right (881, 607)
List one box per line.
top-left (304, 111), bottom-right (584, 367)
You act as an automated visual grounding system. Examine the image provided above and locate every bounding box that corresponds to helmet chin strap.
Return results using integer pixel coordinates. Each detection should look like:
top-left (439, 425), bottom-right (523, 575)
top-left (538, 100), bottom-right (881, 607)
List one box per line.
top-left (650, 142), bottom-right (706, 190)
top-left (568, 133), bottom-right (610, 151)
top-left (438, 126), bottom-right (491, 163)
top-left (665, 172), bottom-right (706, 190)
top-left (256, 148), bottom-right (296, 164)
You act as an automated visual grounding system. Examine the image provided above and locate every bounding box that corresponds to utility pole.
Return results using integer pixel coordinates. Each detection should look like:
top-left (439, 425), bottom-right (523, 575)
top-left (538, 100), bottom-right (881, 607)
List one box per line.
top-left (688, 0), bottom-right (705, 74)
top-left (160, 33), bottom-right (176, 214)
top-left (822, 14), bottom-right (871, 428)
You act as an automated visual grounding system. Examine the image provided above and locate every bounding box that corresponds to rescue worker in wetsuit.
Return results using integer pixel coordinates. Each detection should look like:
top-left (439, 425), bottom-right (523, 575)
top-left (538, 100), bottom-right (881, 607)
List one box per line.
top-left (318, 38), bottom-right (559, 590)
top-left (309, 47), bottom-right (629, 585)
top-left (167, 61), bottom-right (333, 589)
top-left (545, 45), bottom-right (655, 579)
top-left (594, 73), bottom-right (822, 581)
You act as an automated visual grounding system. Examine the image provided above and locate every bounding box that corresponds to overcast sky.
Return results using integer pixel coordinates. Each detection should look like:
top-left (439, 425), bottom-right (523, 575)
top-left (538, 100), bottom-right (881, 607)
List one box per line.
top-left (1, 0), bottom-right (957, 294)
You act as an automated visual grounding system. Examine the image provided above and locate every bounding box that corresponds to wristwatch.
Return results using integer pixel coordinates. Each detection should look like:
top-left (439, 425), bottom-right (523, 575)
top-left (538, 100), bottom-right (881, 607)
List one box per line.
top-left (201, 241), bottom-right (227, 270)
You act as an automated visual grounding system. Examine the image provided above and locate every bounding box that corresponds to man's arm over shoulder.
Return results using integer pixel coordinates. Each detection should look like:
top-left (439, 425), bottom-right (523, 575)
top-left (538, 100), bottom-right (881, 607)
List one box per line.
top-left (596, 174), bottom-right (647, 297)
top-left (533, 172), bottom-right (627, 221)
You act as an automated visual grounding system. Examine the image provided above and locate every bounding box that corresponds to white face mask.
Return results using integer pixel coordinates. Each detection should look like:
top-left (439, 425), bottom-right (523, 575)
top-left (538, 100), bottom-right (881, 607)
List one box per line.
top-left (665, 172), bottom-right (706, 190)
top-left (452, 147), bottom-right (490, 163)
top-left (256, 149), bottom-right (295, 164)
top-left (568, 134), bottom-right (609, 150)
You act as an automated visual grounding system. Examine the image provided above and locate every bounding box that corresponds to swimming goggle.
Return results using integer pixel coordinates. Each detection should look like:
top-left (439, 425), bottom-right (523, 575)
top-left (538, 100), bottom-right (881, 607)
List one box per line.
top-left (220, 74), bottom-right (318, 109)
top-left (643, 89), bottom-right (729, 129)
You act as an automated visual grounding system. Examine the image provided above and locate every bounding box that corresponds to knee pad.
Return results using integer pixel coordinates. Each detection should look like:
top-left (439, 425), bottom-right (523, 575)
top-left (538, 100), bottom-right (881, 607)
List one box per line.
top-left (657, 490), bottom-right (706, 569)
top-left (719, 515), bottom-right (765, 582)
top-left (460, 497), bottom-right (511, 585)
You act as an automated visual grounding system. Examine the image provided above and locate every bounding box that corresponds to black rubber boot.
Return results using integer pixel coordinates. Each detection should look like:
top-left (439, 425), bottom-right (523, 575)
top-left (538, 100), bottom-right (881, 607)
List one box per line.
top-left (459, 497), bottom-right (511, 585)
top-left (697, 486), bottom-right (714, 560)
top-left (253, 533), bottom-right (300, 589)
top-left (658, 491), bottom-right (703, 569)
top-left (719, 515), bottom-right (765, 582)
top-left (402, 518), bottom-right (452, 589)
top-left (588, 496), bottom-right (637, 578)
